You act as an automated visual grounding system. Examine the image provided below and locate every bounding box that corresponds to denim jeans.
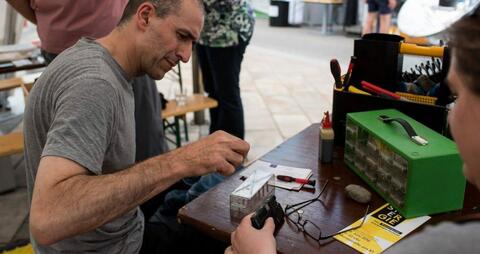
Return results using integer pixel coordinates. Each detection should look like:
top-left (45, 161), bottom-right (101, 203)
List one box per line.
top-left (150, 172), bottom-right (225, 221)
top-left (196, 38), bottom-right (250, 139)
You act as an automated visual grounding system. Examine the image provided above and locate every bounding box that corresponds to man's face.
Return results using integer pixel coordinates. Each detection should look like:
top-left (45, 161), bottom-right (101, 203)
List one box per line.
top-left (141, 0), bottom-right (203, 80)
top-left (447, 55), bottom-right (480, 189)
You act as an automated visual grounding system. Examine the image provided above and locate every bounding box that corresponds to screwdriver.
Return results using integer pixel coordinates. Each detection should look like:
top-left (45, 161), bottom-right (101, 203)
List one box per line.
top-left (343, 56), bottom-right (356, 91)
top-left (276, 175), bottom-right (316, 186)
top-left (330, 59), bottom-right (343, 89)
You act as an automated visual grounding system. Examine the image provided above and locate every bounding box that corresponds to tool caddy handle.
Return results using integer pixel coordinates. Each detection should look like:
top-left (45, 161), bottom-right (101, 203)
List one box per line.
top-left (378, 115), bottom-right (429, 146)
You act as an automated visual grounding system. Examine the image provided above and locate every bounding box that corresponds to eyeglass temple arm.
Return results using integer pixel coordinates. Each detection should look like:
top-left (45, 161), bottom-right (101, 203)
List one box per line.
top-left (285, 180), bottom-right (330, 214)
top-left (319, 204), bottom-right (371, 240)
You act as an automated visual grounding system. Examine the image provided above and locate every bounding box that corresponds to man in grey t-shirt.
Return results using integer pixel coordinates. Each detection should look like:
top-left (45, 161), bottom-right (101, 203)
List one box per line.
top-left (23, 0), bottom-right (249, 253)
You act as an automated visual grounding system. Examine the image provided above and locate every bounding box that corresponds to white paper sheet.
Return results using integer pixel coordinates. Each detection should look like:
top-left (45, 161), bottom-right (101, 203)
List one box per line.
top-left (240, 160), bottom-right (313, 190)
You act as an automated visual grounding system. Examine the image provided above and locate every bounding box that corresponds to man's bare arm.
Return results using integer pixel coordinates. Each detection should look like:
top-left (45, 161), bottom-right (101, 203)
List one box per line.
top-left (30, 131), bottom-right (249, 246)
top-left (6, 0), bottom-right (37, 24)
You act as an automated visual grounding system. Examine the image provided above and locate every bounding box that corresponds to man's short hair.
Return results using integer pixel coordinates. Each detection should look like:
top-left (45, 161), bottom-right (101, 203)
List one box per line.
top-left (448, 6), bottom-right (480, 95)
top-left (118, 0), bottom-right (203, 25)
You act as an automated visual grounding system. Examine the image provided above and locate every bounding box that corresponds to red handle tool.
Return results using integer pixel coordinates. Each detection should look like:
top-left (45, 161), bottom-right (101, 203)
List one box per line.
top-left (277, 175), bottom-right (316, 186)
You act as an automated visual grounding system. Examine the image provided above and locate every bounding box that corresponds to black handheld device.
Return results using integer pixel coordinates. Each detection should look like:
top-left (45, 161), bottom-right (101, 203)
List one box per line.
top-left (250, 195), bottom-right (284, 232)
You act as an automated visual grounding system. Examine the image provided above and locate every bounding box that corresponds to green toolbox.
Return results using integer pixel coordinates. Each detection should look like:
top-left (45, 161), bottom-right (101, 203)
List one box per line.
top-left (344, 109), bottom-right (465, 218)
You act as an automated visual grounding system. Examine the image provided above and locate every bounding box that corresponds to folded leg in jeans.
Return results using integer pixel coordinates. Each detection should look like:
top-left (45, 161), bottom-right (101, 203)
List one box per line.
top-left (151, 172), bottom-right (225, 218)
top-left (141, 172), bottom-right (228, 254)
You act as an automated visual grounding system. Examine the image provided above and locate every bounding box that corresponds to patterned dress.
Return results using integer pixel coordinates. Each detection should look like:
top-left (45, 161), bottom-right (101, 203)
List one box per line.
top-left (198, 0), bottom-right (255, 47)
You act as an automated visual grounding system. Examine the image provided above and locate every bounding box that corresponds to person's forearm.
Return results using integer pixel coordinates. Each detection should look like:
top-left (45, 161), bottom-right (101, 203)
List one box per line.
top-left (31, 131), bottom-right (247, 245)
top-left (30, 153), bottom-right (184, 245)
top-left (6, 0), bottom-right (37, 24)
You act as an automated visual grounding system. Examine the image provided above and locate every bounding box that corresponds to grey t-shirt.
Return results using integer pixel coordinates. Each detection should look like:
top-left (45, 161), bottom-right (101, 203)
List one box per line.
top-left (385, 221), bottom-right (480, 253)
top-left (24, 38), bottom-right (143, 253)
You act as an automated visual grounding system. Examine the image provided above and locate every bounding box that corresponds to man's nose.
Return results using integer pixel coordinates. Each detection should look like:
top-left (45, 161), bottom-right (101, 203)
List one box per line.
top-left (176, 43), bottom-right (192, 63)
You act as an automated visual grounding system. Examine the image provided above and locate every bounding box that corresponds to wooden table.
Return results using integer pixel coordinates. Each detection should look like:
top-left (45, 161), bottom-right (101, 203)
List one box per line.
top-left (178, 123), bottom-right (480, 254)
top-left (0, 56), bottom-right (45, 75)
top-left (162, 94), bottom-right (218, 147)
top-left (0, 132), bottom-right (24, 157)
top-left (0, 77), bottom-right (23, 92)
top-left (0, 131), bottom-right (24, 193)
top-left (162, 94), bottom-right (217, 119)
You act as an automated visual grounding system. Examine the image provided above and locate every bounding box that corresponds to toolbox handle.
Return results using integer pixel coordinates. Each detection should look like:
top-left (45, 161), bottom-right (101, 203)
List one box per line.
top-left (378, 115), bottom-right (429, 146)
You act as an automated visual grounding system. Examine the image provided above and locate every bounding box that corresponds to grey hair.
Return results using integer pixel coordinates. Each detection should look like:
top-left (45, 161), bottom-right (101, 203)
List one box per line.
top-left (118, 0), bottom-right (204, 25)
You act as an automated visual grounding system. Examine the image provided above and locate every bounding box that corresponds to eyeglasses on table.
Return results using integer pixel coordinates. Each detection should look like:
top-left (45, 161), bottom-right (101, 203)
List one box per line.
top-left (284, 180), bottom-right (370, 241)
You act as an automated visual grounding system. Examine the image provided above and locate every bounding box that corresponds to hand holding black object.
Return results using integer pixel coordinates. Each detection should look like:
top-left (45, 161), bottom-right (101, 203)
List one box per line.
top-left (251, 195), bottom-right (284, 233)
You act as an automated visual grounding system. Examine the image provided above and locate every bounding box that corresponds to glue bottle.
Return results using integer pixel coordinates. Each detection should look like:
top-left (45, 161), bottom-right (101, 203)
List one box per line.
top-left (320, 111), bottom-right (334, 163)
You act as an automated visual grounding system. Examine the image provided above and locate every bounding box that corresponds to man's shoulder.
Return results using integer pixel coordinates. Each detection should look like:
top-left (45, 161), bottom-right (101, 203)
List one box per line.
top-left (37, 40), bottom-right (126, 95)
top-left (34, 65), bottom-right (119, 97)
top-left (31, 65), bottom-right (122, 114)
top-left (52, 40), bottom-right (113, 73)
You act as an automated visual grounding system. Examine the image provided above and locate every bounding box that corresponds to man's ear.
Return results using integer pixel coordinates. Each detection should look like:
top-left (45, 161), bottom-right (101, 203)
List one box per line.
top-left (136, 2), bottom-right (155, 31)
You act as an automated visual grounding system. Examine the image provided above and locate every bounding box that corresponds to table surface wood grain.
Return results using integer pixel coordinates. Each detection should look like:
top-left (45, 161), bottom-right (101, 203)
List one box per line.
top-left (178, 123), bottom-right (480, 254)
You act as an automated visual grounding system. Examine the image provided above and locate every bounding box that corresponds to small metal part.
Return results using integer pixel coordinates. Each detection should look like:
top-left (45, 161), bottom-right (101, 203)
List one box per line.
top-left (412, 135), bottom-right (429, 146)
top-left (424, 64), bottom-right (432, 76)
top-left (416, 65), bottom-right (423, 75)
top-left (435, 58), bottom-right (442, 70)
top-left (297, 209), bottom-right (304, 216)
top-left (410, 68), bottom-right (417, 76)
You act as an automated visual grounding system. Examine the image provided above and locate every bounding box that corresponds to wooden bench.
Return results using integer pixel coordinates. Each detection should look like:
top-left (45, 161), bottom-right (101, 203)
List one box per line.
top-left (0, 77), bottom-right (24, 92)
top-left (0, 132), bottom-right (24, 157)
top-left (162, 94), bottom-right (218, 148)
top-left (0, 77), bottom-right (31, 108)
top-left (0, 132), bottom-right (24, 193)
top-left (0, 55), bottom-right (46, 75)
top-left (0, 77), bottom-right (29, 193)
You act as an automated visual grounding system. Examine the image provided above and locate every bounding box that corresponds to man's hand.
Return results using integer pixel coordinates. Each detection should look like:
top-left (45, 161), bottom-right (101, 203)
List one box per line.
top-left (167, 131), bottom-right (250, 177)
top-left (225, 214), bottom-right (277, 254)
top-left (388, 0), bottom-right (397, 10)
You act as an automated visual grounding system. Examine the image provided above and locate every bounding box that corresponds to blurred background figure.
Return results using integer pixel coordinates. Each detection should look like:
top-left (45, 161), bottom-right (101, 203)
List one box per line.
top-left (362, 0), bottom-right (397, 34)
top-left (196, 0), bottom-right (255, 140)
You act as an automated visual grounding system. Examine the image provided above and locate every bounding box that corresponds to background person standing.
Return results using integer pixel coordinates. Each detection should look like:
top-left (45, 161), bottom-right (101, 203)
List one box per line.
top-left (362, 0), bottom-right (397, 34)
top-left (196, 0), bottom-right (255, 140)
